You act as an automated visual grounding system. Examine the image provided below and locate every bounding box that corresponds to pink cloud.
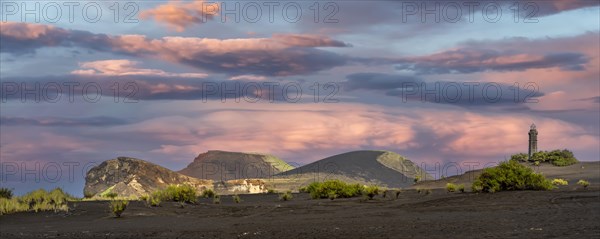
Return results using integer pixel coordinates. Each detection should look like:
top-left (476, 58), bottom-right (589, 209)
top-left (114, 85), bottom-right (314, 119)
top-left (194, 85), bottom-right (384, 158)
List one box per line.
top-left (140, 1), bottom-right (219, 32)
top-left (71, 59), bottom-right (208, 78)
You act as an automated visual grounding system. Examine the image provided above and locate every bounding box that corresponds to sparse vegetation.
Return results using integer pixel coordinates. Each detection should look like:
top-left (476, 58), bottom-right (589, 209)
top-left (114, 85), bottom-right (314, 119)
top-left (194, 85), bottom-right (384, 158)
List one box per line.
top-left (0, 188), bottom-right (73, 215)
top-left (395, 190), bottom-right (401, 199)
top-left (551, 178), bottom-right (569, 186)
top-left (267, 189), bottom-right (277, 194)
top-left (457, 184), bottom-right (465, 193)
top-left (511, 153), bottom-right (528, 162)
top-left (109, 200), bottom-right (129, 218)
top-left (303, 180), bottom-right (364, 199)
top-left (144, 184), bottom-right (197, 206)
top-left (577, 179), bottom-right (590, 189)
top-left (0, 188), bottom-right (13, 199)
top-left (0, 198), bottom-right (29, 215)
top-left (511, 149), bottom-right (578, 166)
top-left (145, 193), bottom-right (162, 207)
top-left (213, 195), bottom-right (221, 204)
top-left (232, 194), bottom-right (241, 203)
top-left (446, 183), bottom-right (465, 193)
top-left (413, 176), bottom-right (421, 183)
top-left (363, 185), bottom-right (379, 200)
top-left (279, 191), bottom-right (293, 201)
top-left (202, 189), bottom-right (215, 198)
top-left (424, 189), bottom-right (432, 195)
top-left (446, 183), bottom-right (457, 192)
top-left (472, 160), bottom-right (553, 193)
top-left (162, 185), bottom-right (197, 203)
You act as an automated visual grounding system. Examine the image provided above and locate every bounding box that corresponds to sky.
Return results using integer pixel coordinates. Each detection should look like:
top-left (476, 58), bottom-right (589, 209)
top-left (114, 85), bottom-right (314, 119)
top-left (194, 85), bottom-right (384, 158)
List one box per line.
top-left (1, 0), bottom-right (599, 196)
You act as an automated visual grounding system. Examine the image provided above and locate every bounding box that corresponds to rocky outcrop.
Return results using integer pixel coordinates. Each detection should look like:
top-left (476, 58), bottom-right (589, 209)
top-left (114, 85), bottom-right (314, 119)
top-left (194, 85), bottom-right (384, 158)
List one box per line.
top-left (179, 150), bottom-right (294, 181)
top-left (84, 157), bottom-right (213, 198)
top-left (214, 179), bottom-right (268, 194)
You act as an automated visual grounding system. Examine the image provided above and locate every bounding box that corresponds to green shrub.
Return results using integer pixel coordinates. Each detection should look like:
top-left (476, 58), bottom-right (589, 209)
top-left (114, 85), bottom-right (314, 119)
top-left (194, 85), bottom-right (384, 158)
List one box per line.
top-left (146, 184), bottom-right (197, 205)
top-left (0, 188), bottom-right (72, 215)
top-left (551, 178), bottom-right (569, 186)
top-left (0, 188), bottom-right (13, 199)
top-left (162, 185), bottom-right (197, 203)
top-left (267, 189), bottom-right (277, 194)
top-left (109, 200), bottom-right (129, 218)
top-left (0, 198), bottom-right (28, 215)
top-left (279, 191), bottom-right (293, 201)
top-left (201, 189), bottom-right (215, 198)
top-left (232, 195), bottom-right (241, 203)
top-left (363, 185), bottom-right (379, 200)
top-left (548, 149), bottom-right (578, 166)
top-left (446, 183), bottom-right (457, 192)
top-left (213, 195), bottom-right (220, 204)
top-left (413, 176), bottom-right (421, 183)
top-left (304, 180), bottom-right (364, 199)
top-left (471, 160), bottom-right (553, 193)
top-left (511, 149), bottom-right (578, 166)
top-left (328, 192), bottom-right (337, 200)
top-left (457, 184), bottom-right (465, 193)
top-left (510, 153), bottom-right (528, 162)
top-left (577, 179), bottom-right (590, 189)
top-left (144, 192), bottom-right (162, 207)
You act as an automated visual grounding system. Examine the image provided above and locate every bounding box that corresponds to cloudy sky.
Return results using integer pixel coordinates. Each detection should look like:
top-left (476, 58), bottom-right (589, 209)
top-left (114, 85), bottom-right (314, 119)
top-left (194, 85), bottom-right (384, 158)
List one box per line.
top-left (1, 0), bottom-right (599, 196)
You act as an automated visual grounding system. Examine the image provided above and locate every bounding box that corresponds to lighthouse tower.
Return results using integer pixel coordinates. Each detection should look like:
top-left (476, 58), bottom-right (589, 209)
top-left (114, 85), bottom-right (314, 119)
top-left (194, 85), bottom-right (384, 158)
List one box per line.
top-left (528, 123), bottom-right (538, 160)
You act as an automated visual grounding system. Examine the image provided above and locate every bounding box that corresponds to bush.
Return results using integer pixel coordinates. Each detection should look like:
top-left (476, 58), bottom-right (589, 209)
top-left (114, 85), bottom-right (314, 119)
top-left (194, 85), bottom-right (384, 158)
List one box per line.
top-left (577, 179), bottom-right (590, 189)
top-left (395, 190), bottom-right (401, 199)
top-left (279, 191), bottom-right (293, 201)
top-left (446, 183), bottom-right (457, 192)
top-left (267, 189), bottom-right (277, 194)
top-left (328, 192), bottom-right (337, 200)
top-left (304, 180), bottom-right (364, 199)
top-left (109, 200), bottom-right (129, 218)
top-left (0, 188), bottom-right (72, 215)
top-left (213, 195), bottom-right (220, 204)
top-left (201, 189), bottom-right (215, 198)
top-left (0, 198), bottom-right (29, 215)
top-left (145, 193), bottom-right (162, 207)
top-left (511, 149), bottom-right (578, 167)
top-left (510, 153), bottom-right (528, 162)
top-left (162, 185), bottom-right (197, 203)
top-left (457, 184), bottom-right (465, 193)
top-left (363, 185), bottom-right (379, 200)
top-left (413, 176), bottom-right (421, 183)
top-left (0, 188), bottom-right (13, 199)
top-left (146, 184), bottom-right (197, 205)
top-left (551, 178), bottom-right (569, 186)
top-left (471, 160), bottom-right (553, 193)
top-left (548, 150), bottom-right (578, 166)
top-left (232, 195), bottom-right (241, 203)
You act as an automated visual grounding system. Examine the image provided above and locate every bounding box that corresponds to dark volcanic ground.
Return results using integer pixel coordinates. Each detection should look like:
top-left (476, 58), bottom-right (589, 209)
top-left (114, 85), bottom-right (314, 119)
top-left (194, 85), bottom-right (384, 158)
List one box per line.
top-left (1, 187), bottom-right (599, 239)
